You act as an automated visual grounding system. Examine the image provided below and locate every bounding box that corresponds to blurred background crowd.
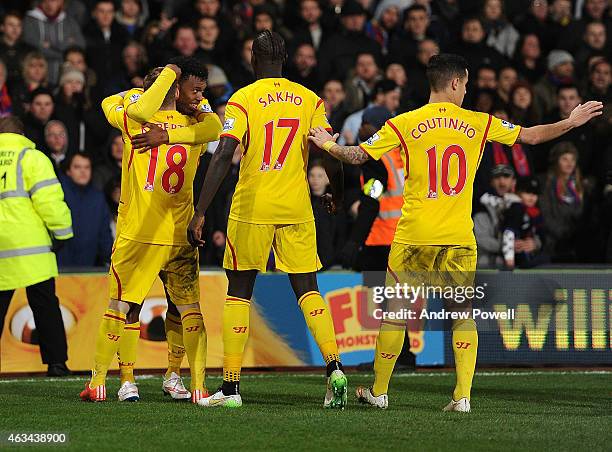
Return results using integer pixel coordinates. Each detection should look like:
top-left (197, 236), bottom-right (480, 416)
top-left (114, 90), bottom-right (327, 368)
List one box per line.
top-left (1, 0), bottom-right (611, 270)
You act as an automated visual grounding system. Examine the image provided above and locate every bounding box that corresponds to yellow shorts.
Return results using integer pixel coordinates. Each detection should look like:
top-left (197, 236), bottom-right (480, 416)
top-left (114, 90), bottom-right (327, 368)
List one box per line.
top-left (109, 236), bottom-right (200, 305)
top-left (223, 219), bottom-right (322, 273)
top-left (387, 243), bottom-right (477, 288)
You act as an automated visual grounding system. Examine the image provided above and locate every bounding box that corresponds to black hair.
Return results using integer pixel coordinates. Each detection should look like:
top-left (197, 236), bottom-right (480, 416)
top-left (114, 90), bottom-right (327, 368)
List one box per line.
top-left (29, 87), bottom-right (54, 103)
top-left (477, 64), bottom-right (497, 76)
top-left (426, 53), bottom-right (469, 92)
top-left (168, 56), bottom-right (209, 82)
top-left (556, 83), bottom-right (580, 96)
top-left (404, 4), bottom-right (427, 19)
top-left (252, 30), bottom-right (287, 65)
top-left (373, 78), bottom-right (398, 95)
top-left (63, 45), bottom-right (85, 60)
top-left (63, 152), bottom-right (93, 172)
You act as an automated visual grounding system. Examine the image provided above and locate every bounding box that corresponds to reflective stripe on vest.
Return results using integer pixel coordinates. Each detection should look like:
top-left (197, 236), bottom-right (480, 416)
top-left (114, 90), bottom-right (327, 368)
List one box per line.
top-left (0, 245), bottom-right (52, 259)
top-left (51, 226), bottom-right (73, 238)
top-left (29, 177), bottom-right (59, 196)
top-left (0, 148), bottom-right (29, 199)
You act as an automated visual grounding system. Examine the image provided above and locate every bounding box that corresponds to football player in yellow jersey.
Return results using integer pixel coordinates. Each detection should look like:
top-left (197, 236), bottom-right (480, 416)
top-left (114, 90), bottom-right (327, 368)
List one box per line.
top-left (80, 61), bottom-right (221, 404)
top-left (309, 54), bottom-right (603, 412)
top-left (187, 30), bottom-right (347, 409)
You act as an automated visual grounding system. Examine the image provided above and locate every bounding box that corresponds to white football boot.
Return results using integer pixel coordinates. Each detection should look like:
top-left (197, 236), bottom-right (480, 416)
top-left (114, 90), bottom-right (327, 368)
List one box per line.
top-left (355, 386), bottom-right (388, 409)
top-left (197, 387), bottom-right (242, 408)
top-left (118, 381), bottom-right (139, 402)
top-left (162, 372), bottom-right (191, 400)
top-left (324, 369), bottom-right (348, 409)
top-left (443, 397), bottom-right (471, 413)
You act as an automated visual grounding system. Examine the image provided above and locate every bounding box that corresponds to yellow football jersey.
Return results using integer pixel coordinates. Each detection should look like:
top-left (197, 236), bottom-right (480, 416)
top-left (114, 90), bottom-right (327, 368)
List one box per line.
top-left (360, 102), bottom-right (521, 245)
top-left (102, 94), bottom-right (203, 246)
top-left (221, 78), bottom-right (331, 224)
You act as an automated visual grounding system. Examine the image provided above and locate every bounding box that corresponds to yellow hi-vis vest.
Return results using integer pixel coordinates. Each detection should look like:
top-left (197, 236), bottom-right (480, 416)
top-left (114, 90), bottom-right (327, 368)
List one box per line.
top-left (0, 133), bottom-right (73, 290)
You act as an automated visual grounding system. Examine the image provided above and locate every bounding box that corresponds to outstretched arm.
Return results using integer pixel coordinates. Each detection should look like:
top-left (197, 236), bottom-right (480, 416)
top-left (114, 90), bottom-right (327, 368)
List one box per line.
top-left (187, 136), bottom-right (240, 246)
top-left (125, 64), bottom-right (181, 122)
top-left (309, 127), bottom-right (371, 165)
top-left (517, 101), bottom-right (603, 145)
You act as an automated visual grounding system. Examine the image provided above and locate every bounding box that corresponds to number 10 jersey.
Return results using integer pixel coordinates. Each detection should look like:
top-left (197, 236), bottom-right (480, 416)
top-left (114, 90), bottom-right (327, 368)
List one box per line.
top-left (221, 78), bottom-right (330, 224)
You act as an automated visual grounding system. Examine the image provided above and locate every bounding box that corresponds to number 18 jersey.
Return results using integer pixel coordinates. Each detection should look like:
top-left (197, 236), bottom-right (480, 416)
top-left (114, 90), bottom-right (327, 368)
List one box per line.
top-left (360, 102), bottom-right (521, 246)
top-left (221, 78), bottom-right (330, 224)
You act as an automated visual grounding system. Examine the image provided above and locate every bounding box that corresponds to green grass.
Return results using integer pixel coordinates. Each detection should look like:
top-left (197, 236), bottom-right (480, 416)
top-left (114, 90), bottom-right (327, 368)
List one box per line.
top-left (0, 371), bottom-right (611, 451)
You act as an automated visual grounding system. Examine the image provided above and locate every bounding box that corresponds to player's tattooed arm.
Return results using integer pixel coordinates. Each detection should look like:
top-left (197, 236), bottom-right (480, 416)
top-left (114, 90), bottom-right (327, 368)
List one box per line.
top-left (516, 101), bottom-right (603, 145)
top-left (308, 126), bottom-right (370, 165)
top-left (187, 136), bottom-right (239, 247)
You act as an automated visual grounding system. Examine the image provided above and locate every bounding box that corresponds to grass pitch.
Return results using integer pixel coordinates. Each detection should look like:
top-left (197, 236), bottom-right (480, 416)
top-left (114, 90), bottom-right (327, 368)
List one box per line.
top-left (0, 370), bottom-right (610, 451)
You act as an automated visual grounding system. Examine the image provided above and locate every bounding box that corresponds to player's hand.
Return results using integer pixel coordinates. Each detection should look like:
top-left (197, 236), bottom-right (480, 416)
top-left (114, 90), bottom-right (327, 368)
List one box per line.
top-left (166, 63), bottom-right (182, 78)
top-left (187, 213), bottom-right (205, 247)
top-left (132, 122), bottom-right (169, 153)
top-left (308, 126), bottom-right (338, 149)
top-left (569, 101), bottom-right (603, 128)
top-left (320, 193), bottom-right (338, 214)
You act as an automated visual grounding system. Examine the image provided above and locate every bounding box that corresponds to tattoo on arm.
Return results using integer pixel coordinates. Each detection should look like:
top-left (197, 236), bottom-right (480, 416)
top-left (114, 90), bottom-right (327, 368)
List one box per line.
top-left (329, 145), bottom-right (370, 165)
top-left (194, 137), bottom-right (238, 216)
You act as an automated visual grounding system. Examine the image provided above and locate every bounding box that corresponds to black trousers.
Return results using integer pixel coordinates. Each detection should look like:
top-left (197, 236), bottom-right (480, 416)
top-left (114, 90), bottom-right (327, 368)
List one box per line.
top-left (0, 278), bottom-right (68, 365)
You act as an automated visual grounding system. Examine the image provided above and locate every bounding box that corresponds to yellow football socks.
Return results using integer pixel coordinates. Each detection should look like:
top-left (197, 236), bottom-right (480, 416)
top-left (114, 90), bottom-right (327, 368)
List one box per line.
top-left (91, 309), bottom-right (126, 387)
top-left (452, 318), bottom-right (478, 401)
top-left (164, 312), bottom-right (184, 378)
top-left (118, 321), bottom-right (140, 384)
top-left (223, 296), bottom-right (250, 382)
top-left (372, 320), bottom-right (405, 396)
top-left (298, 291), bottom-right (339, 365)
top-left (180, 308), bottom-right (207, 391)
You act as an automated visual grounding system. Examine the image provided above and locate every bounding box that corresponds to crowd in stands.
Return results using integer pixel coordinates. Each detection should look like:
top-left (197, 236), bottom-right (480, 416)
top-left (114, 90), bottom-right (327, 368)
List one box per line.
top-left (1, 0), bottom-right (611, 269)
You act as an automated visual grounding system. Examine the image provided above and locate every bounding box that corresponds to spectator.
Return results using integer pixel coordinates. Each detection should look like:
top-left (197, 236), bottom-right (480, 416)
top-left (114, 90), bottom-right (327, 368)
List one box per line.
top-left (515, 0), bottom-right (559, 55)
top-left (339, 78), bottom-right (400, 145)
top-left (344, 52), bottom-right (381, 113)
top-left (105, 41), bottom-right (148, 95)
top-left (402, 38), bottom-right (438, 107)
top-left (9, 52), bottom-right (51, 117)
top-left (513, 33), bottom-right (545, 84)
top-left (0, 59), bottom-right (12, 117)
top-left (22, 88), bottom-right (55, 149)
top-left (22, 0), bottom-right (85, 84)
top-left (84, 0), bottom-right (129, 103)
top-left (0, 115), bottom-right (73, 377)
top-left (171, 24), bottom-right (199, 59)
top-left (53, 66), bottom-right (87, 154)
top-left (228, 37), bottom-right (255, 89)
top-left (57, 153), bottom-right (113, 268)
top-left (508, 80), bottom-right (539, 127)
top-left (0, 11), bottom-right (35, 86)
top-left (496, 65), bottom-right (518, 105)
top-left (583, 59), bottom-right (612, 102)
top-left (43, 119), bottom-right (69, 173)
top-left (92, 130), bottom-right (123, 191)
top-left (475, 65), bottom-right (497, 91)
top-left (449, 16), bottom-right (506, 73)
top-left (540, 142), bottom-right (584, 262)
top-left (63, 46), bottom-right (99, 102)
top-left (563, 0), bottom-right (610, 52)
top-left (322, 79), bottom-right (349, 133)
top-left (286, 43), bottom-right (321, 92)
top-left (188, 0), bottom-right (235, 55)
top-left (104, 176), bottom-right (121, 240)
top-left (195, 17), bottom-right (227, 68)
top-left (538, 84), bottom-right (595, 176)
top-left (291, 0), bottom-right (328, 52)
top-left (365, 4), bottom-right (401, 55)
top-left (574, 21), bottom-right (608, 77)
top-left (482, 0), bottom-right (520, 58)
top-left (533, 50), bottom-right (575, 121)
top-left (474, 164), bottom-right (517, 268)
top-left (115, 0), bottom-right (149, 39)
top-left (318, 1), bottom-right (382, 82)
top-left (549, 0), bottom-right (576, 50)
top-left (206, 64), bottom-right (233, 105)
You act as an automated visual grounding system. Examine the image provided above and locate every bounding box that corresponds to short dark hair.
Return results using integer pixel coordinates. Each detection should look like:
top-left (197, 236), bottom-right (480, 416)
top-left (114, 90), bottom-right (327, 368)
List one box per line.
top-left (405, 4), bottom-right (427, 18)
top-left (63, 46), bottom-right (85, 60)
top-left (29, 87), bottom-right (54, 103)
top-left (168, 56), bottom-right (208, 82)
top-left (556, 83), bottom-right (580, 96)
top-left (64, 152), bottom-right (92, 172)
top-left (0, 116), bottom-right (24, 134)
top-left (373, 78), bottom-right (398, 96)
top-left (426, 53), bottom-right (469, 92)
top-left (252, 30), bottom-right (287, 65)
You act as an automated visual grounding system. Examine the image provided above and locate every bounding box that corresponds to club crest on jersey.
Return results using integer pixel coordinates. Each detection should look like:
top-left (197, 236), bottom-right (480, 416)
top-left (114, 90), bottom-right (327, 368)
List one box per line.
top-left (115, 106), bottom-right (124, 111)
top-left (200, 103), bottom-right (213, 113)
top-left (223, 118), bottom-right (235, 131)
top-left (365, 133), bottom-right (380, 146)
top-left (501, 120), bottom-right (516, 130)
top-left (129, 93), bottom-right (141, 103)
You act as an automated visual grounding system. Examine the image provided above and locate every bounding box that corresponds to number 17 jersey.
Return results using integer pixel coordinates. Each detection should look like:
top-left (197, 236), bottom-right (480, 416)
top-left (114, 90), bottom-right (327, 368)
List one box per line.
top-left (221, 78), bottom-right (330, 224)
top-left (360, 102), bottom-right (521, 246)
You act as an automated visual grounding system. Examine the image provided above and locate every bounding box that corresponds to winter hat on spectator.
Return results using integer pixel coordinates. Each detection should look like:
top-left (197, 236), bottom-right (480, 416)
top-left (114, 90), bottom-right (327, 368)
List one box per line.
top-left (362, 106), bottom-right (392, 130)
top-left (516, 176), bottom-right (540, 194)
top-left (341, 1), bottom-right (367, 17)
top-left (59, 66), bottom-right (85, 86)
top-left (207, 65), bottom-right (228, 87)
top-left (547, 50), bottom-right (574, 71)
top-left (491, 164), bottom-right (515, 178)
